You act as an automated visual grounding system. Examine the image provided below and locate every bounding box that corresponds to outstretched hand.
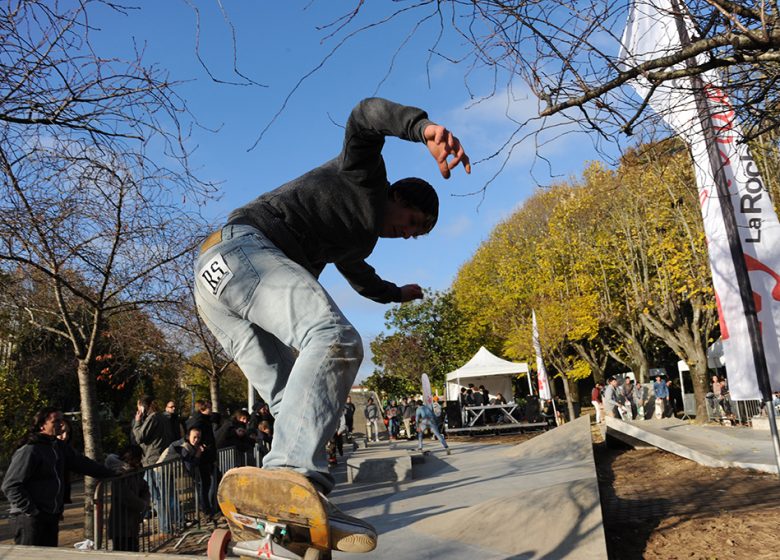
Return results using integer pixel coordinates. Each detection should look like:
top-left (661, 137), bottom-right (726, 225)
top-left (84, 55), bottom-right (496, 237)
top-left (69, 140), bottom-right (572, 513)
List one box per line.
top-left (400, 284), bottom-right (424, 302)
top-left (424, 124), bottom-right (471, 179)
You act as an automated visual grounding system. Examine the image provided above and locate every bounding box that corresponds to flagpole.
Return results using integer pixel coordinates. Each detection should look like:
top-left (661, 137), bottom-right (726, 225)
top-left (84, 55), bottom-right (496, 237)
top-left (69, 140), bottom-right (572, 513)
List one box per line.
top-left (670, 0), bottom-right (780, 475)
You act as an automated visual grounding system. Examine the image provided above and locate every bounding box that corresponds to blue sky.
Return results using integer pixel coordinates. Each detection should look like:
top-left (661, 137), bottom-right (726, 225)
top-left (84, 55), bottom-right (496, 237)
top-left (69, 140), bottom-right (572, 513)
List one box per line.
top-left (92, 2), bottom-right (616, 380)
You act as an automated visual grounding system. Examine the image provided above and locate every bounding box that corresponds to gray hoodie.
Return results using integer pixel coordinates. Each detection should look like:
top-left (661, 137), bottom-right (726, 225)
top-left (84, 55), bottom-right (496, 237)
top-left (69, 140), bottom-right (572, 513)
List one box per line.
top-left (229, 97), bottom-right (434, 303)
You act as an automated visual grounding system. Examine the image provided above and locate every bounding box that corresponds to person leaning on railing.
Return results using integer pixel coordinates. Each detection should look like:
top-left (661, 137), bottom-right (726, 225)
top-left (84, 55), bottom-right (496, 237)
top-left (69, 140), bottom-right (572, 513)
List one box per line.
top-left (1, 407), bottom-right (114, 547)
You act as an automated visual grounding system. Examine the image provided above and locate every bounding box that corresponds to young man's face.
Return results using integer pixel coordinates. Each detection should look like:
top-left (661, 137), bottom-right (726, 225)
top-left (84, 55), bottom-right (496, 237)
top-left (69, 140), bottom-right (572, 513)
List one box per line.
top-left (41, 412), bottom-right (64, 437)
top-left (380, 196), bottom-right (430, 239)
top-left (188, 429), bottom-right (202, 446)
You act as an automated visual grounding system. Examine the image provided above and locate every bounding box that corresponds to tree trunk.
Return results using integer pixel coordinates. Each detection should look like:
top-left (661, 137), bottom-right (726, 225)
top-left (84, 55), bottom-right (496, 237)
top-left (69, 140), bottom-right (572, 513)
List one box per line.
top-left (561, 374), bottom-right (576, 421)
top-left (77, 358), bottom-right (102, 540)
top-left (640, 298), bottom-right (715, 423)
top-left (210, 373), bottom-right (221, 413)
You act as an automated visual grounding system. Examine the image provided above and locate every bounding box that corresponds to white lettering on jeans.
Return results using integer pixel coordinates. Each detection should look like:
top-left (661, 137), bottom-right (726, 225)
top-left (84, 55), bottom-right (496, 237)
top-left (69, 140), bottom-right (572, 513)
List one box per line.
top-left (198, 253), bottom-right (233, 298)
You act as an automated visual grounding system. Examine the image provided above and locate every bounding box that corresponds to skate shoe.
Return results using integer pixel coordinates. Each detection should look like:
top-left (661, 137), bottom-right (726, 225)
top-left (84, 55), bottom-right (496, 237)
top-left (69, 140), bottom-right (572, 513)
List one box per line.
top-left (319, 493), bottom-right (377, 552)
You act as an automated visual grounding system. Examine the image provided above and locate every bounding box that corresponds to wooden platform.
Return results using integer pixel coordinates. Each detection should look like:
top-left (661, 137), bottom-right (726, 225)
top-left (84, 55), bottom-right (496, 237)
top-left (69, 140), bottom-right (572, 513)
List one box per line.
top-left (446, 421), bottom-right (548, 435)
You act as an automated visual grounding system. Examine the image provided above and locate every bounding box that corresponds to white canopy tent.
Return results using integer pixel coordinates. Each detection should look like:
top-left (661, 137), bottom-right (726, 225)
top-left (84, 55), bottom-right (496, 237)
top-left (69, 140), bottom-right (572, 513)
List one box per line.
top-left (445, 346), bottom-right (529, 402)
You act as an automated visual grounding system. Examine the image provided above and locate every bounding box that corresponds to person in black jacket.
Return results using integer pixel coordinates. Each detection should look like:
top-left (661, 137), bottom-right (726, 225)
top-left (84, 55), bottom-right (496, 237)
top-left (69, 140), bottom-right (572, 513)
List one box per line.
top-left (1, 407), bottom-right (113, 546)
top-left (185, 400), bottom-right (218, 516)
top-left (193, 98), bottom-right (469, 552)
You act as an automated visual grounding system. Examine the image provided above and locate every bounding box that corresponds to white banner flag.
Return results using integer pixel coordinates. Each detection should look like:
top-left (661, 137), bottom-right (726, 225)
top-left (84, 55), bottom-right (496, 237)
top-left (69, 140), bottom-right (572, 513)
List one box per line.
top-left (532, 310), bottom-right (552, 400)
top-left (618, 0), bottom-right (780, 399)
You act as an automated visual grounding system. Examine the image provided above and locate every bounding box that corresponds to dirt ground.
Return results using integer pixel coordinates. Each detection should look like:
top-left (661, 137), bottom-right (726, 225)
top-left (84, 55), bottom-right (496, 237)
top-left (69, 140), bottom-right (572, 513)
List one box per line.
top-left (4, 426), bottom-right (780, 558)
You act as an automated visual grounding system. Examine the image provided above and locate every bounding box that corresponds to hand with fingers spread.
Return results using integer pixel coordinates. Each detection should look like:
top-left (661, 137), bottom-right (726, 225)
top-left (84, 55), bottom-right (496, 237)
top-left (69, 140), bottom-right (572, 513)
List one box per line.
top-left (424, 124), bottom-right (471, 179)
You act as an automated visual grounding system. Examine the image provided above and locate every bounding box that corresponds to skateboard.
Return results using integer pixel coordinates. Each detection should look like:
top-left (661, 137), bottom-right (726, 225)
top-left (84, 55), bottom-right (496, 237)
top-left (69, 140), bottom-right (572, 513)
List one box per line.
top-left (207, 467), bottom-right (332, 560)
top-left (654, 398), bottom-right (664, 420)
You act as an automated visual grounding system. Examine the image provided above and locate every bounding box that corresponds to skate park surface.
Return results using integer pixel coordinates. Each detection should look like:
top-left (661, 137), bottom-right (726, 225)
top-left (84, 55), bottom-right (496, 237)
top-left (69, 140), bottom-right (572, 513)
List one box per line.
top-left (605, 416), bottom-right (780, 473)
top-left (0, 415), bottom-right (608, 560)
top-left (330, 415), bottom-right (607, 559)
top-left (3, 414), bottom-right (776, 558)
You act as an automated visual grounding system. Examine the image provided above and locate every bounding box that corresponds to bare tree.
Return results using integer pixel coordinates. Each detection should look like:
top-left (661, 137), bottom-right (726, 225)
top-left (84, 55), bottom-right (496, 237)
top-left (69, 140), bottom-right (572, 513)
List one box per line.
top-left (154, 271), bottom-right (235, 414)
top-left (0, 0), bottom-right (216, 537)
top-left (263, 1), bottom-right (780, 151)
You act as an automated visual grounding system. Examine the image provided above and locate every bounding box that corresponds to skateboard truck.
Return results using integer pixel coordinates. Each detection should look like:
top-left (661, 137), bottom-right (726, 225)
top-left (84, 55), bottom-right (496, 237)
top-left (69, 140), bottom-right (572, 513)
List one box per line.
top-left (208, 525), bottom-right (329, 560)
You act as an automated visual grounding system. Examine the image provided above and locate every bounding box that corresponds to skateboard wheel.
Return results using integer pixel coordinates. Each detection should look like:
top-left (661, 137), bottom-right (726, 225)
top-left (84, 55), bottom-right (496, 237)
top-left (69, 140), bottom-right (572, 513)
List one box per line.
top-left (207, 528), bottom-right (231, 560)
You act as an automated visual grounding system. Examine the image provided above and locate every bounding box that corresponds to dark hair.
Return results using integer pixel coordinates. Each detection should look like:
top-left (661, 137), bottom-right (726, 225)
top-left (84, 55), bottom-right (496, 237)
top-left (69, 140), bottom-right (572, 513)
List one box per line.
top-left (388, 177), bottom-right (438, 233)
top-left (138, 395), bottom-right (158, 413)
top-left (18, 407), bottom-right (61, 447)
top-left (119, 444), bottom-right (143, 465)
top-left (607, 376), bottom-right (616, 383)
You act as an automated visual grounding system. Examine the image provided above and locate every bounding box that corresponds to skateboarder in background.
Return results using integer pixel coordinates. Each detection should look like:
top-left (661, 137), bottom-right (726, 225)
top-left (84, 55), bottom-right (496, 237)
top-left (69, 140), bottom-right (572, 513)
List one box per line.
top-left (194, 97), bottom-right (470, 552)
top-left (415, 400), bottom-right (450, 454)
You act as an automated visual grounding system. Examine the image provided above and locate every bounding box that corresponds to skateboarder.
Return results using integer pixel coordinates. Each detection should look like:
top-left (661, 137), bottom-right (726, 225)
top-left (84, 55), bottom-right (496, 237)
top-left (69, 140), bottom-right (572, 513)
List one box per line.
top-left (194, 97), bottom-right (469, 553)
top-left (415, 400), bottom-right (450, 454)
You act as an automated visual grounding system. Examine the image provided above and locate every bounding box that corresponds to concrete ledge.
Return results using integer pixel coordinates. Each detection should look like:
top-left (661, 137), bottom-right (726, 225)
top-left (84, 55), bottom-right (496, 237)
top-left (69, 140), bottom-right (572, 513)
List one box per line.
top-left (750, 416), bottom-right (780, 430)
top-left (346, 454), bottom-right (412, 483)
top-left (605, 417), bottom-right (778, 474)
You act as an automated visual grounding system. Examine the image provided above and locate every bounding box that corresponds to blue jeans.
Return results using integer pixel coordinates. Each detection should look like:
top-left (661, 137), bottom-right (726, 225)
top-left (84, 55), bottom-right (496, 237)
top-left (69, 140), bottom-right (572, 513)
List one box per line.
top-left (417, 420), bottom-right (447, 450)
top-left (194, 225), bottom-right (363, 493)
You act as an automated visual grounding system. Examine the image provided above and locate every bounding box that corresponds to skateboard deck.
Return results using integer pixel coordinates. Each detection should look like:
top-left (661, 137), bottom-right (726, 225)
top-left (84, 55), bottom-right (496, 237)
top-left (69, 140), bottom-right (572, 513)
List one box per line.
top-left (208, 467), bottom-right (331, 560)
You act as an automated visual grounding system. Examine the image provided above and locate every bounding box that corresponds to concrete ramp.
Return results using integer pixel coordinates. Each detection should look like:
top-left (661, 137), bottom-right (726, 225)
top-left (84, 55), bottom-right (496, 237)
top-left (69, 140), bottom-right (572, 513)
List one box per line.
top-left (606, 417), bottom-right (780, 474)
top-left (330, 415), bottom-right (607, 559)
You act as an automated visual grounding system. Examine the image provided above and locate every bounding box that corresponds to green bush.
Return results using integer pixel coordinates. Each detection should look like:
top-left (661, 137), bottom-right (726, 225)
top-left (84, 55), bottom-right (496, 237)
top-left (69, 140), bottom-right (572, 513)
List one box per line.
top-left (0, 367), bottom-right (48, 471)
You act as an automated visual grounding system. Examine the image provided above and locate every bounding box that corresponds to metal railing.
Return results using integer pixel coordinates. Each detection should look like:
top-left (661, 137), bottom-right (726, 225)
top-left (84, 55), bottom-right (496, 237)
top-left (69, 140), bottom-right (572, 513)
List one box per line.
top-left (94, 456), bottom-right (200, 552)
top-left (705, 396), bottom-right (763, 425)
top-left (94, 444), bottom-right (265, 552)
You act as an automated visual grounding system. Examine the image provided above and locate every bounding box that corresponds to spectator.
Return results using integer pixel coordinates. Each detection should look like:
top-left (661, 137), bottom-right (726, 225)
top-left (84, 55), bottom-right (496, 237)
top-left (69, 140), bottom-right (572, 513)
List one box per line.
top-left (653, 375), bottom-right (669, 418)
top-left (56, 416), bottom-right (74, 512)
top-left (161, 426), bottom-right (204, 481)
top-left (621, 379), bottom-right (637, 419)
top-left (132, 396), bottom-right (176, 466)
top-left (327, 408), bottom-right (348, 466)
top-left (364, 397), bottom-right (380, 442)
top-left (185, 400), bottom-right (218, 516)
top-left (105, 445), bottom-right (150, 552)
top-left (603, 377), bottom-right (620, 419)
top-left (256, 421), bottom-right (273, 459)
top-left (1, 407), bottom-right (113, 546)
top-left (432, 396), bottom-right (445, 435)
top-left (707, 375), bottom-right (732, 418)
top-left (591, 383), bottom-right (604, 424)
top-left (633, 380), bottom-right (646, 420)
top-left (459, 387), bottom-right (469, 425)
top-left (164, 401), bottom-right (184, 440)
top-left (472, 387), bottom-right (484, 407)
top-left (402, 397), bottom-right (417, 440)
top-left (480, 385), bottom-right (490, 408)
top-left (344, 396), bottom-right (356, 438)
top-left (385, 400), bottom-right (400, 441)
top-left (132, 396), bottom-right (176, 530)
top-left (667, 379), bottom-right (683, 418)
top-left (217, 410), bottom-right (254, 466)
